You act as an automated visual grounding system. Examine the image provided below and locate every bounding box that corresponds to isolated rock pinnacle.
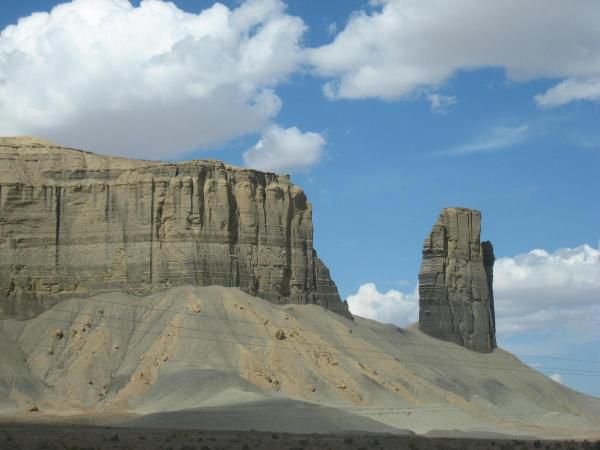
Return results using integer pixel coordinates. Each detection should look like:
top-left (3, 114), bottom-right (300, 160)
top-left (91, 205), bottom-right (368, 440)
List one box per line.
top-left (418, 207), bottom-right (496, 353)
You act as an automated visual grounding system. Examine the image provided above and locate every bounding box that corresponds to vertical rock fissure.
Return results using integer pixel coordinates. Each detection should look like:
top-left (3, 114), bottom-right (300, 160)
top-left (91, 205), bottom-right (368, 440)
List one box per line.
top-left (104, 184), bottom-right (110, 221)
top-left (189, 177), bottom-right (194, 215)
top-left (281, 190), bottom-right (294, 298)
top-left (226, 179), bottom-right (239, 287)
top-left (260, 177), bottom-right (268, 239)
top-left (54, 186), bottom-right (61, 268)
top-left (482, 241), bottom-right (497, 349)
top-left (149, 179), bottom-right (155, 284)
top-left (197, 171), bottom-right (206, 229)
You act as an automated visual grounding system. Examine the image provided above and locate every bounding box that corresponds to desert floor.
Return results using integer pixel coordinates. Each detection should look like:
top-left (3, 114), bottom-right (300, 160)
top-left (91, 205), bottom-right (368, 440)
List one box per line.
top-left (1, 422), bottom-right (599, 450)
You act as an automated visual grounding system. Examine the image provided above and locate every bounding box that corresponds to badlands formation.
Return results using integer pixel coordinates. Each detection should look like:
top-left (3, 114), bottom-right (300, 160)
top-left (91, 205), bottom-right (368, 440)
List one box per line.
top-left (0, 137), bottom-right (599, 440)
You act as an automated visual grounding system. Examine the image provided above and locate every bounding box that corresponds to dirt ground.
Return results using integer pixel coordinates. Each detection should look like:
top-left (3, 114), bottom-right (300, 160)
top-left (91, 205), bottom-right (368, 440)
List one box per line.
top-left (1, 423), bottom-right (599, 450)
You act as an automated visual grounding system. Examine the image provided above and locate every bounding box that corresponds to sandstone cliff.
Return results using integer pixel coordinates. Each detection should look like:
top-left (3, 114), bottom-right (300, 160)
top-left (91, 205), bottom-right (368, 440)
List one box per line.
top-left (0, 137), bottom-right (349, 318)
top-left (418, 207), bottom-right (496, 353)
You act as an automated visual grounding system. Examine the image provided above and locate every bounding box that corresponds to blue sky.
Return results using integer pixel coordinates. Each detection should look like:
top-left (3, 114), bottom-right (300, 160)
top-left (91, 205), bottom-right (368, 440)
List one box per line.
top-left (1, 0), bottom-right (599, 395)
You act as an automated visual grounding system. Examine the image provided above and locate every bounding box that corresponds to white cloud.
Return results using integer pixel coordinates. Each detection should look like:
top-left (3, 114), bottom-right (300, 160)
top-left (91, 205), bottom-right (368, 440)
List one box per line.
top-left (440, 124), bottom-right (529, 156)
top-left (535, 78), bottom-right (600, 108)
top-left (309, 0), bottom-right (600, 106)
top-left (0, 0), bottom-right (306, 158)
top-left (549, 374), bottom-right (564, 384)
top-left (349, 244), bottom-right (600, 338)
top-left (326, 22), bottom-right (337, 36)
top-left (426, 93), bottom-right (456, 113)
top-left (494, 244), bottom-right (600, 336)
top-left (346, 283), bottom-right (418, 326)
top-left (243, 125), bottom-right (325, 173)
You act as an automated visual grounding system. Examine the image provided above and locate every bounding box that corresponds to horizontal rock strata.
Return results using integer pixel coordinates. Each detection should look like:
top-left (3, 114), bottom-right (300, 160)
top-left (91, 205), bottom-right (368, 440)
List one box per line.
top-left (0, 137), bottom-right (349, 319)
top-left (418, 207), bottom-right (496, 353)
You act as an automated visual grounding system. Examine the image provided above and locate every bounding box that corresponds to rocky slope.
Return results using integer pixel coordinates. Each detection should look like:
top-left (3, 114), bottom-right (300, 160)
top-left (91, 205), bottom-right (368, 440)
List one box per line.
top-left (418, 207), bottom-right (496, 353)
top-left (0, 285), bottom-right (598, 438)
top-left (0, 137), bottom-right (348, 319)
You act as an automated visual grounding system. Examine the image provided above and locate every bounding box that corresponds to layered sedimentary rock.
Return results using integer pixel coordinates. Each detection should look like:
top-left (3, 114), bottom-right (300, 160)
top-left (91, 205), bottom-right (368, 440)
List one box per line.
top-left (418, 207), bottom-right (496, 353)
top-left (0, 137), bottom-right (349, 319)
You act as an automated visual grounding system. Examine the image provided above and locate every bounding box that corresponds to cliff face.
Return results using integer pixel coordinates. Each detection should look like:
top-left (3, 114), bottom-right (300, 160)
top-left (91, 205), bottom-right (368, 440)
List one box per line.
top-left (0, 137), bottom-right (348, 319)
top-left (418, 207), bottom-right (496, 353)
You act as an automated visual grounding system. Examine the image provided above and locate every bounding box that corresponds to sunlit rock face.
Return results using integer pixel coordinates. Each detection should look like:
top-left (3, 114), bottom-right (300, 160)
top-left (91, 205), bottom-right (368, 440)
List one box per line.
top-left (418, 207), bottom-right (496, 353)
top-left (0, 137), bottom-right (349, 319)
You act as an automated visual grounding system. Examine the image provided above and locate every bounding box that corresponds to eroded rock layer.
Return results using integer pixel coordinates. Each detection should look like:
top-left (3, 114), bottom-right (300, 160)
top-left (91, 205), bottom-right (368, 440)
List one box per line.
top-left (418, 207), bottom-right (496, 353)
top-left (0, 137), bottom-right (349, 319)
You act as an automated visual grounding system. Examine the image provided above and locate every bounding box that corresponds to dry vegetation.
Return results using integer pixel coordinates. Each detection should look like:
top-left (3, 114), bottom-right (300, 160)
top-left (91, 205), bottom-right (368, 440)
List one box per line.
top-left (1, 424), bottom-right (599, 450)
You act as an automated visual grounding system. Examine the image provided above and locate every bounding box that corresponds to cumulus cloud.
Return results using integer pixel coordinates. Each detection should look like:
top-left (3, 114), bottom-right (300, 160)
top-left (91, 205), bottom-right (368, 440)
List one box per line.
top-left (494, 244), bottom-right (600, 336)
top-left (243, 125), bottom-right (325, 173)
top-left (348, 244), bottom-right (600, 337)
top-left (308, 0), bottom-right (600, 106)
top-left (346, 283), bottom-right (418, 326)
top-left (0, 0), bottom-right (305, 158)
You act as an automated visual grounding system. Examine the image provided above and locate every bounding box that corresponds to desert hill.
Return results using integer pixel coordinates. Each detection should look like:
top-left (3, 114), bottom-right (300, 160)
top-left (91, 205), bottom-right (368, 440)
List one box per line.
top-left (1, 285), bottom-right (598, 438)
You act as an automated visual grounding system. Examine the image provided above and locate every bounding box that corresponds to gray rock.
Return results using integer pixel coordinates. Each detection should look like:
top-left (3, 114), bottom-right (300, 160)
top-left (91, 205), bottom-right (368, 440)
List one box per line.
top-left (0, 137), bottom-right (349, 319)
top-left (418, 207), bottom-right (496, 353)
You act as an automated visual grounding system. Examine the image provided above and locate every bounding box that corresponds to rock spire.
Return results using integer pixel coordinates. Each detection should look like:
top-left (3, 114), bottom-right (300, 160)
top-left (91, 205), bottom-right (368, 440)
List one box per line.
top-left (418, 207), bottom-right (496, 353)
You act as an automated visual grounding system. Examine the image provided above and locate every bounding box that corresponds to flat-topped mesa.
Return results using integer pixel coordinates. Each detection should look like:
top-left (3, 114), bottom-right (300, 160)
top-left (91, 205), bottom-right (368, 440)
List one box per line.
top-left (418, 207), bottom-right (496, 353)
top-left (0, 137), bottom-right (350, 319)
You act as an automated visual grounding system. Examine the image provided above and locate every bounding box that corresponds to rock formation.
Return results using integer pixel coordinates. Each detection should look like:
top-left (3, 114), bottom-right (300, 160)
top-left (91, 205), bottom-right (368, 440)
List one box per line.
top-left (0, 137), bottom-right (349, 319)
top-left (418, 207), bottom-right (496, 353)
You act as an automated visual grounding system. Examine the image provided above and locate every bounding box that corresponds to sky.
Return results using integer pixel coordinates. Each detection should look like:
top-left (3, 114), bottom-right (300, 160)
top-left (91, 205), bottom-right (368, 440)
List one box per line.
top-left (1, 0), bottom-right (599, 396)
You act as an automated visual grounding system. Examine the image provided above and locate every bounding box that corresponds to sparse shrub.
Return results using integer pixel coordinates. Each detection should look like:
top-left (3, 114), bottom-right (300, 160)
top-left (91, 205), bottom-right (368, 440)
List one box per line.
top-left (408, 440), bottom-right (418, 450)
top-left (344, 437), bottom-right (354, 445)
top-left (52, 329), bottom-right (64, 339)
top-left (298, 439), bottom-right (309, 446)
top-left (275, 329), bottom-right (286, 340)
top-left (200, 445), bottom-right (210, 450)
top-left (242, 444), bottom-right (251, 450)
top-left (534, 440), bottom-right (542, 448)
top-left (109, 433), bottom-right (119, 442)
